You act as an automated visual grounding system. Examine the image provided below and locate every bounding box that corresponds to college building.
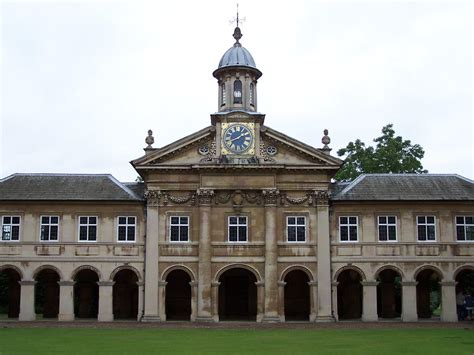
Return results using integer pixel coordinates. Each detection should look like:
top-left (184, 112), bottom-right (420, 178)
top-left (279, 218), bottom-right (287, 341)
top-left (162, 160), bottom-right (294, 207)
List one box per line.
top-left (1, 25), bottom-right (473, 323)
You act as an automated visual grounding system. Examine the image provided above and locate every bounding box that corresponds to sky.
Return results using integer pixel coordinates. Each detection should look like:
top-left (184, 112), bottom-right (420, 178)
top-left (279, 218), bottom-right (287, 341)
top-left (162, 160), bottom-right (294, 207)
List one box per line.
top-left (0, 0), bottom-right (472, 182)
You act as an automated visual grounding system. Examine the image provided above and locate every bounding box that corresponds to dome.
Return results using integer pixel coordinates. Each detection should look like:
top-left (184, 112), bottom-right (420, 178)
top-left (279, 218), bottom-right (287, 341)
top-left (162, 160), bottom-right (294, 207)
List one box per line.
top-left (218, 43), bottom-right (257, 69)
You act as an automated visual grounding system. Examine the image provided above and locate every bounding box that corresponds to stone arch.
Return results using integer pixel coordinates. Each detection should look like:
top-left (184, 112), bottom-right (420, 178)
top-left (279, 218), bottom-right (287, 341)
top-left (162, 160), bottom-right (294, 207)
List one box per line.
top-left (215, 263), bottom-right (262, 283)
top-left (374, 265), bottom-right (405, 281)
top-left (71, 265), bottom-right (102, 281)
top-left (0, 264), bottom-right (23, 279)
top-left (161, 264), bottom-right (196, 283)
top-left (280, 265), bottom-right (314, 282)
top-left (453, 264), bottom-right (474, 280)
top-left (413, 264), bottom-right (444, 281)
top-left (109, 265), bottom-right (142, 282)
top-left (333, 265), bottom-right (366, 282)
top-left (33, 265), bottom-right (63, 281)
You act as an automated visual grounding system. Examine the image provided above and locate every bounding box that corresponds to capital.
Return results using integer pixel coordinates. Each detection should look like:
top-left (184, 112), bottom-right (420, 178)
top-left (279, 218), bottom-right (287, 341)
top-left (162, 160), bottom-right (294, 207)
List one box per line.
top-left (197, 188), bottom-right (214, 205)
top-left (262, 188), bottom-right (279, 205)
top-left (314, 190), bottom-right (329, 206)
top-left (144, 190), bottom-right (161, 207)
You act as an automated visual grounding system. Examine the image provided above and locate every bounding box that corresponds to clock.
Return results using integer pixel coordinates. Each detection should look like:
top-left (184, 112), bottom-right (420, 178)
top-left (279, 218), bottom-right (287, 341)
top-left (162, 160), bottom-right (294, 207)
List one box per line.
top-left (222, 123), bottom-right (254, 154)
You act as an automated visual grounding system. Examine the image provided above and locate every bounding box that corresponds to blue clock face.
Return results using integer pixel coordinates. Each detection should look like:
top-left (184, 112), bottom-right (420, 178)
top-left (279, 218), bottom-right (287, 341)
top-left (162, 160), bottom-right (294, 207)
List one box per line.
top-left (223, 124), bottom-right (254, 153)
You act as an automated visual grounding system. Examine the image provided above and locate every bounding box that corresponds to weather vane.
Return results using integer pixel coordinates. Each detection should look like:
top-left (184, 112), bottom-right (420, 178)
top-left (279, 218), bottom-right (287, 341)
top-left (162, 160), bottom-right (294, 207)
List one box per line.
top-left (229, 3), bottom-right (246, 27)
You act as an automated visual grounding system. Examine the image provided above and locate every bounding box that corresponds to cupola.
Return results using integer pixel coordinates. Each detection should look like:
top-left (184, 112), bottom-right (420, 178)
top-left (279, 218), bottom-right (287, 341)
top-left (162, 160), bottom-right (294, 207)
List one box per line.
top-left (213, 26), bottom-right (262, 113)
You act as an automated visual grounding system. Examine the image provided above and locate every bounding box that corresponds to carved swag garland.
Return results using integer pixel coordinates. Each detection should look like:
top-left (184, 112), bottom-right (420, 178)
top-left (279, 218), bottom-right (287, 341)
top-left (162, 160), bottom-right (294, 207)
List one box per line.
top-left (145, 189), bottom-right (329, 207)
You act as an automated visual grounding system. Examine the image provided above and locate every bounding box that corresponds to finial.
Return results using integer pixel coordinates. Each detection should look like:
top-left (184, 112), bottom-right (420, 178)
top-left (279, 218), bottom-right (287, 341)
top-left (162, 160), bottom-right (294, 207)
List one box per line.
top-left (230, 3), bottom-right (245, 43)
top-left (322, 129), bottom-right (331, 154)
top-left (145, 129), bottom-right (154, 150)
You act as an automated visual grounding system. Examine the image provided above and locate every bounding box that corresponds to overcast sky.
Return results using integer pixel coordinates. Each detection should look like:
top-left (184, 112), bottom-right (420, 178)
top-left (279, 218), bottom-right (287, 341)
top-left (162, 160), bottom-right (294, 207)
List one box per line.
top-left (1, 0), bottom-right (472, 182)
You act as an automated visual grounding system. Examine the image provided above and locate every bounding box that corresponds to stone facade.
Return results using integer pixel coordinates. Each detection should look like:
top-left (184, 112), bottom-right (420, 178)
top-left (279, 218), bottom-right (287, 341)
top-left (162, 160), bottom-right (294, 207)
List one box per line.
top-left (0, 26), bottom-right (473, 323)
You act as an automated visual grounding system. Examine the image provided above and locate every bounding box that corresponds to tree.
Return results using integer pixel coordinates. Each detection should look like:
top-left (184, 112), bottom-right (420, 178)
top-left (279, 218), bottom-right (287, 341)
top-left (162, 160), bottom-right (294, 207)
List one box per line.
top-left (334, 124), bottom-right (427, 181)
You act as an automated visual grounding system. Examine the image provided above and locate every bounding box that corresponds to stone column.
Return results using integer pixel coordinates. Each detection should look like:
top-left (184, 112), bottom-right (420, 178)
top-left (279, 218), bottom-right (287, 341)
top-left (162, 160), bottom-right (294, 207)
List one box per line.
top-left (256, 281), bottom-right (265, 322)
top-left (190, 281), bottom-right (198, 321)
top-left (211, 281), bottom-right (220, 322)
top-left (315, 191), bottom-right (334, 322)
top-left (361, 281), bottom-right (379, 321)
top-left (58, 281), bottom-right (75, 321)
top-left (440, 281), bottom-right (457, 322)
top-left (19, 280), bottom-right (36, 321)
top-left (308, 281), bottom-right (318, 322)
top-left (278, 281), bottom-right (286, 322)
top-left (196, 188), bottom-right (214, 322)
top-left (97, 281), bottom-right (114, 322)
top-left (331, 282), bottom-right (339, 321)
top-left (137, 281), bottom-right (144, 321)
top-left (158, 280), bottom-right (167, 321)
top-left (262, 188), bottom-right (280, 322)
top-left (401, 281), bottom-right (418, 322)
top-left (142, 190), bottom-right (161, 322)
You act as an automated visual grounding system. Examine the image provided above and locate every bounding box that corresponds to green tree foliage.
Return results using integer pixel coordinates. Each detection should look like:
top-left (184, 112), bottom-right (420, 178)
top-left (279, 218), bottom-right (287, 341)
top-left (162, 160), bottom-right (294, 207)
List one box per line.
top-left (334, 124), bottom-right (427, 181)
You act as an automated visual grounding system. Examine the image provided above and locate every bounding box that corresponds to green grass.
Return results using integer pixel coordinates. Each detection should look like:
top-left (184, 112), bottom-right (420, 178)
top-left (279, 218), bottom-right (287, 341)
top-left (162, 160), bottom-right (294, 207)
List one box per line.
top-left (0, 328), bottom-right (473, 354)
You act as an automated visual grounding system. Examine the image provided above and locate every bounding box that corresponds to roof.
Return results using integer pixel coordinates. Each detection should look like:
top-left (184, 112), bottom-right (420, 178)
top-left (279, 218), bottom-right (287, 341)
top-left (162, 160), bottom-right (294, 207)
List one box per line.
top-left (218, 43), bottom-right (257, 69)
top-left (331, 174), bottom-right (474, 201)
top-left (0, 174), bottom-right (144, 201)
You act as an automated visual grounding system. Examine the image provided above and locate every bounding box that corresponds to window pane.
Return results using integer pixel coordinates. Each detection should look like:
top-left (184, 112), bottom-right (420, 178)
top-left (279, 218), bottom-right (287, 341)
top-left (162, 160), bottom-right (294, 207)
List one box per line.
top-left (171, 217), bottom-right (179, 224)
top-left (42, 216), bottom-right (49, 224)
top-left (340, 217), bottom-right (347, 224)
top-left (229, 226), bottom-right (237, 241)
top-left (128, 217), bottom-right (135, 224)
top-left (180, 217), bottom-right (188, 224)
top-left (118, 226), bottom-right (126, 240)
top-left (427, 216), bottom-right (435, 224)
top-left (427, 226), bottom-right (435, 240)
top-left (456, 216), bottom-right (464, 224)
top-left (238, 226), bottom-right (247, 241)
top-left (180, 227), bottom-right (188, 241)
top-left (229, 217), bottom-right (237, 224)
top-left (349, 226), bottom-right (358, 241)
top-left (418, 225), bottom-right (426, 241)
top-left (89, 217), bottom-right (97, 224)
top-left (288, 227), bottom-right (296, 242)
top-left (297, 217), bottom-right (305, 225)
top-left (11, 226), bottom-right (19, 240)
top-left (297, 226), bottom-right (305, 241)
top-left (12, 217), bottom-right (20, 224)
top-left (340, 226), bottom-right (348, 241)
top-left (349, 217), bottom-right (357, 224)
top-left (3, 216), bottom-right (11, 224)
top-left (379, 226), bottom-right (387, 241)
top-left (466, 226), bottom-right (474, 240)
top-left (388, 226), bottom-right (396, 240)
top-left (41, 226), bottom-right (49, 240)
top-left (379, 216), bottom-right (386, 224)
top-left (127, 226), bottom-right (135, 240)
top-left (466, 216), bottom-right (473, 224)
top-left (170, 226), bottom-right (179, 241)
top-left (50, 226), bottom-right (58, 239)
top-left (388, 216), bottom-right (396, 224)
top-left (51, 216), bottom-right (58, 224)
top-left (2, 226), bottom-right (11, 240)
top-left (80, 217), bottom-right (87, 224)
top-left (238, 217), bottom-right (247, 224)
top-left (79, 226), bottom-right (87, 240)
top-left (417, 216), bottom-right (425, 224)
top-left (288, 217), bottom-right (295, 225)
top-left (456, 226), bottom-right (465, 240)
top-left (119, 217), bottom-right (126, 224)
top-left (89, 226), bottom-right (97, 239)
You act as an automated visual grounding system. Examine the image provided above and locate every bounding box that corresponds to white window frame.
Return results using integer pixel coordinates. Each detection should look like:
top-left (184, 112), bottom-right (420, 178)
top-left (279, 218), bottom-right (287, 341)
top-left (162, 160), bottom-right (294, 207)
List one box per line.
top-left (228, 216), bottom-right (248, 243)
top-left (416, 215), bottom-right (436, 242)
top-left (378, 216), bottom-right (397, 242)
top-left (455, 215), bottom-right (474, 242)
top-left (286, 216), bottom-right (307, 243)
top-left (339, 216), bottom-right (359, 242)
top-left (117, 216), bottom-right (136, 243)
top-left (1, 215), bottom-right (21, 242)
top-left (169, 216), bottom-right (190, 243)
top-left (40, 215), bottom-right (59, 242)
top-left (78, 216), bottom-right (98, 242)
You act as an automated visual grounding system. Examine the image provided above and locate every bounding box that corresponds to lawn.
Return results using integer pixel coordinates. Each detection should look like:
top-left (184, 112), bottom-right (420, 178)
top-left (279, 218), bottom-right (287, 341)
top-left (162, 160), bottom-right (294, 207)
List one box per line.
top-left (0, 328), bottom-right (472, 354)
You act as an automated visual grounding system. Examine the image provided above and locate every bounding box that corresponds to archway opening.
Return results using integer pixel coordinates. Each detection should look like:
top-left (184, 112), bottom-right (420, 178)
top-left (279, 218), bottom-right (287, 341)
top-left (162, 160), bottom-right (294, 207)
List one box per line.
top-left (74, 269), bottom-right (99, 319)
top-left (337, 269), bottom-right (362, 320)
top-left (113, 269), bottom-right (138, 320)
top-left (218, 268), bottom-right (257, 321)
top-left (35, 269), bottom-right (60, 319)
top-left (376, 269), bottom-right (402, 319)
top-left (0, 268), bottom-right (21, 318)
top-left (455, 269), bottom-right (474, 320)
top-left (416, 269), bottom-right (441, 319)
top-left (284, 270), bottom-right (310, 321)
top-left (165, 269), bottom-right (191, 321)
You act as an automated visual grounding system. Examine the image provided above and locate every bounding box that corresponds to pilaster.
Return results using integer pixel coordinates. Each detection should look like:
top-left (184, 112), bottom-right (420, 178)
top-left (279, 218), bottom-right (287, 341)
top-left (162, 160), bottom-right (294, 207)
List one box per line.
top-left (211, 281), bottom-right (220, 322)
top-left (331, 282), bottom-right (339, 321)
top-left (256, 281), bottom-right (265, 322)
top-left (440, 281), bottom-right (457, 322)
top-left (190, 281), bottom-right (198, 322)
top-left (262, 188), bottom-right (280, 322)
top-left (278, 281), bottom-right (286, 322)
top-left (308, 281), bottom-right (318, 322)
top-left (401, 281), bottom-right (418, 322)
top-left (19, 280), bottom-right (36, 321)
top-left (97, 281), bottom-right (115, 322)
top-left (361, 281), bottom-right (379, 322)
top-left (158, 280), bottom-right (167, 321)
top-left (137, 281), bottom-right (144, 321)
top-left (58, 281), bottom-right (75, 321)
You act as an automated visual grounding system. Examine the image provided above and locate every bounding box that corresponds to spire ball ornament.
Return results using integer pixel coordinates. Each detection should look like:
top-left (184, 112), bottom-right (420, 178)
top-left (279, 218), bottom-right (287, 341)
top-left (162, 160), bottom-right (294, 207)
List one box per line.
top-left (321, 129), bottom-right (331, 154)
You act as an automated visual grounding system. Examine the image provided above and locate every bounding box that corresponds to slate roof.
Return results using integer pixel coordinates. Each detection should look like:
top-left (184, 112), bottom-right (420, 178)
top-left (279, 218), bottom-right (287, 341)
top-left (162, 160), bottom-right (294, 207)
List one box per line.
top-left (0, 174), bottom-right (144, 201)
top-left (331, 174), bottom-right (474, 201)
